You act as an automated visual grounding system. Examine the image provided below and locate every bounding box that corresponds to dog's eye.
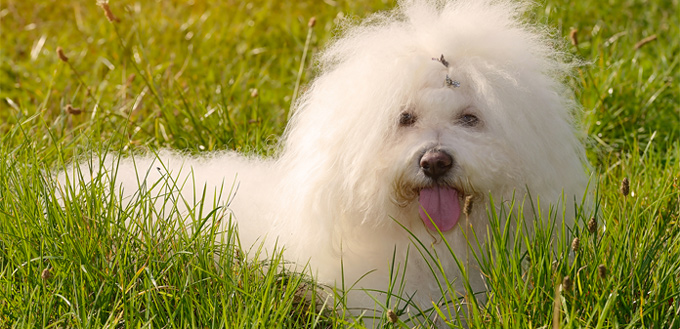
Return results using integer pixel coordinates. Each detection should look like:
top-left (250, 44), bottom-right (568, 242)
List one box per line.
top-left (458, 114), bottom-right (479, 127)
top-left (399, 112), bottom-right (417, 127)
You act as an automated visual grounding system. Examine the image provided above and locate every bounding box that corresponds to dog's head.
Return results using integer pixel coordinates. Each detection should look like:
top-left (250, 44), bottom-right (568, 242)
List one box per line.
top-left (279, 0), bottom-right (589, 232)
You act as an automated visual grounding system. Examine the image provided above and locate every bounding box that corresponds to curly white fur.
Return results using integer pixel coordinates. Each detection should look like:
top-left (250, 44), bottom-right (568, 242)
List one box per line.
top-left (63, 0), bottom-right (589, 324)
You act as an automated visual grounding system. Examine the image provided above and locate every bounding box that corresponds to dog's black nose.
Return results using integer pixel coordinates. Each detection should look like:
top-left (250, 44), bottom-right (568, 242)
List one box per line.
top-left (420, 149), bottom-right (453, 178)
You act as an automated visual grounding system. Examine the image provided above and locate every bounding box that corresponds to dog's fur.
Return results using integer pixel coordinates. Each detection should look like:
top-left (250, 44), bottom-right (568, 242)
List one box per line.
top-left (62, 0), bottom-right (589, 323)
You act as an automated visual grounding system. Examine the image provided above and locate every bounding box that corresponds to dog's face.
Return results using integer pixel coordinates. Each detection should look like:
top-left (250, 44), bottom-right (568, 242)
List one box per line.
top-left (283, 12), bottom-right (588, 233)
top-left (386, 57), bottom-right (521, 232)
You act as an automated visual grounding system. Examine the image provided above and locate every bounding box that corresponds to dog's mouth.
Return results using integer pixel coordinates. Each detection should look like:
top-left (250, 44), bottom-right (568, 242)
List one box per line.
top-left (418, 186), bottom-right (461, 232)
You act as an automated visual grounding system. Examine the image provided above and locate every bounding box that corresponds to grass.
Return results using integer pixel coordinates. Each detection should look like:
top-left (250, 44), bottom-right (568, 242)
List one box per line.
top-left (1, 0), bottom-right (678, 327)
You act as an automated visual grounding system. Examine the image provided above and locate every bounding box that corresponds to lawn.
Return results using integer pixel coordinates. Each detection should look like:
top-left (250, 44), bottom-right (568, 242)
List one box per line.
top-left (1, 0), bottom-right (678, 328)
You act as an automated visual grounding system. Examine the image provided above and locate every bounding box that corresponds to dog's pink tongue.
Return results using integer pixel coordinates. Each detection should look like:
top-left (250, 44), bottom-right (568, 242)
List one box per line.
top-left (419, 187), bottom-right (461, 232)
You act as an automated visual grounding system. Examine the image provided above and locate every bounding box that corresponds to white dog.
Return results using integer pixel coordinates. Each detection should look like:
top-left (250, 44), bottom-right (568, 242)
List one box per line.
top-left (62, 0), bottom-right (589, 325)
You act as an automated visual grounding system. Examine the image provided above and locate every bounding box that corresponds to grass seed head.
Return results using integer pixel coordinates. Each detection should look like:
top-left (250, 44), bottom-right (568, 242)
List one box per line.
top-left (569, 28), bottom-right (578, 47)
top-left (308, 17), bottom-right (317, 28)
top-left (65, 104), bottom-right (83, 115)
top-left (463, 195), bottom-right (473, 216)
top-left (98, 2), bottom-right (120, 23)
top-left (571, 237), bottom-right (580, 252)
top-left (56, 47), bottom-right (68, 62)
top-left (620, 177), bottom-right (630, 197)
top-left (634, 34), bottom-right (657, 50)
top-left (41, 268), bottom-right (52, 280)
top-left (588, 217), bottom-right (597, 233)
top-left (387, 309), bottom-right (398, 323)
top-left (562, 276), bottom-right (572, 291)
top-left (597, 264), bottom-right (607, 279)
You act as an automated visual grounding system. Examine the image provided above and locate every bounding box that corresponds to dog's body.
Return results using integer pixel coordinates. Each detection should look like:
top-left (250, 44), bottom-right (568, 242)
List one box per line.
top-left (63, 0), bottom-right (589, 323)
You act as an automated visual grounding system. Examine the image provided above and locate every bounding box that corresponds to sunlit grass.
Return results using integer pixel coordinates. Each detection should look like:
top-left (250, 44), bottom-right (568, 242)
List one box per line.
top-left (1, 0), bottom-right (678, 327)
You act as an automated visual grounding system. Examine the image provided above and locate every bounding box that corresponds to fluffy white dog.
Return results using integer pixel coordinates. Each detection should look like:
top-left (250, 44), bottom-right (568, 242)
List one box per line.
top-left (63, 0), bottom-right (589, 325)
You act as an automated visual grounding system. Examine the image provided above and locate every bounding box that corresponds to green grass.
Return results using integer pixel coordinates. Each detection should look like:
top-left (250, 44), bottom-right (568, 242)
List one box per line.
top-left (1, 0), bottom-right (678, 327)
